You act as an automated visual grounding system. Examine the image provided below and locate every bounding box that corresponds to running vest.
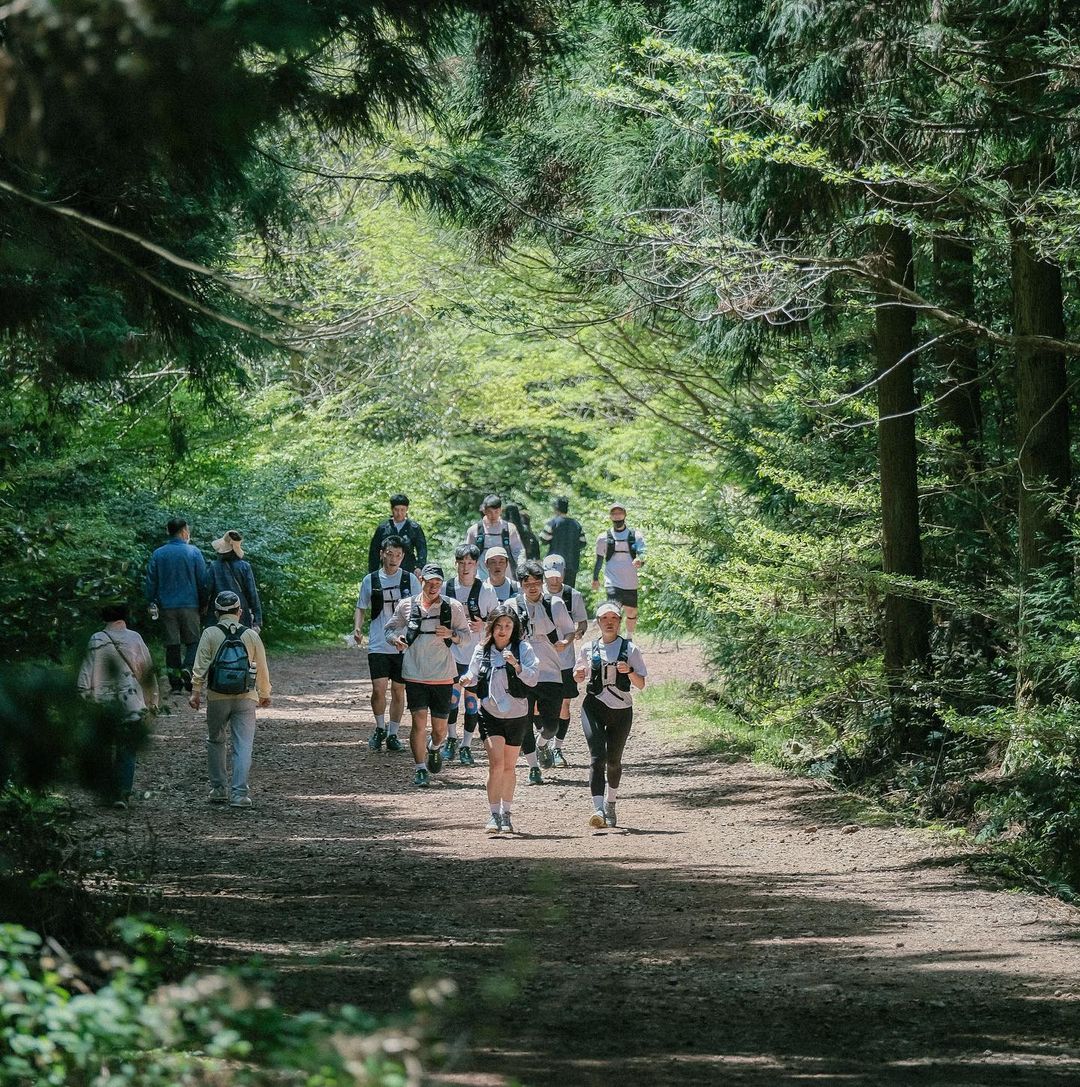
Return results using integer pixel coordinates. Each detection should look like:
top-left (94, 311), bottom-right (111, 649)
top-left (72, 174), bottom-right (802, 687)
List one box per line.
top-left (370, 568), bottom-right (412, 617)
top-left (514, 592), bottom-right (562, 644)
top-left (605, 528), bottom-right (641, 562)
top-left (475, 519), bottom-right (512, 555)
top-left (587, 637), bottom-right (631, 695)
top-left (445, 576), bottom-right (483, 622)
top-left (404, 597), bottom-right (453, 647)
top-left (475, 640), bottom-right (527, 700)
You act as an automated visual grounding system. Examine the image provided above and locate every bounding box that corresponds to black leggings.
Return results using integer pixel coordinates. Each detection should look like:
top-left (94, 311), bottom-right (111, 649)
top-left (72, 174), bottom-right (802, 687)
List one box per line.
top-left (521, 682), bottom-right (564, 754)
top-left (581, 694), bottom-right (633, 797)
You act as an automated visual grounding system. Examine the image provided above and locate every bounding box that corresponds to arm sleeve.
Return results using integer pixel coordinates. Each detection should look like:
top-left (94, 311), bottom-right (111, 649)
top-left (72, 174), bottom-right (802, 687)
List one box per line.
top-left (357, 576), bottom-right (372, 611)
top-left (518, 642), bottom-right (540, 687)
top-left (76, 642), bottom-right (95, 697)
top-left (451, 600), bottom-right (471, 642)
top-left (464, 522), bottom-right (478, 547)
top-left (414, 521), bottom-right (427, 566)
top-left (635, 530), bottom-right (646, 556)
top-left (368, 524), bottom-right (383, 574)
top-left (133, 636), bottom-right (160, 710)
top-left (592, 550), bottom-right (604, 581)
top-left (554, 598), bottom-right (576, 639)
top-left (252, 633), bottom-right (272, 699)
top-left (198, 552), bottom-right (211, 611)
top-left (578, 522), bottom-right (587, 549)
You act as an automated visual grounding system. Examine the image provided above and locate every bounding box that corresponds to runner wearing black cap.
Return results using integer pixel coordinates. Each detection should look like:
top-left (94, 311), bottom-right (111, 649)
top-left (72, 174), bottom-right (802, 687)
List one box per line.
top-left (384, 563), bottom-right (470, 787)
top-left (367, 493), bottom-right (428, 574)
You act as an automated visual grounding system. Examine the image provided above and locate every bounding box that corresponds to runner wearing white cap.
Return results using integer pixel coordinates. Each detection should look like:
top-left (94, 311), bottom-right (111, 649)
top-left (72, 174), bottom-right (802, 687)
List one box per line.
top-left (542, 555), bottom-right (588, 767)
top-left (482, 546), bottom-right (521, 603)
top-left (591, 502), bottom-right (645, 635)
top-left (572, 601), bottom-right (647, 828)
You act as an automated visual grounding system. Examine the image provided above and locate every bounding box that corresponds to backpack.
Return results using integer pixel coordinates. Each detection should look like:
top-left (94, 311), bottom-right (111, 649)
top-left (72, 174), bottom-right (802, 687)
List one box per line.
top-left (476, 519), bottom-right (512, 557)
top-left (476, 640), bottom-right (527, 700)
top-left (446, 576), bottom-right (483, 622)
top-left (405, 597), bottom-right (454, 647)
top-left (207, 623), bottom-right (255, 695)
top-left (586, 637), bottom-right (631, 696)
top-left (605, 528), bottom-right (641, 562)
top-left (371, 568), bottom-right (412, 617)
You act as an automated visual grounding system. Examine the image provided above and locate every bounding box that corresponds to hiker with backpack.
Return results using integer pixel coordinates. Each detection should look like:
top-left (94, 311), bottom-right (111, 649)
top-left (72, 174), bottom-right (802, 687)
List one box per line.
top-left (384, 563), bottom-right (470, 788)
top-left (442, 543), bottom-right (499, 766)
top-left (460, 604), bottom-right (539, 835)
top-left (572, 602), bottom-right (647, 830)
top-left (465, 494), bottom-right (525, 580)
top-left (355, 534), bottom-right (421, 753)
top-left (367, 493), bottom-right (428, 574)
top-left (591, 501), bottom-right (646, 635)
top-left (511, 560), bottom-right (576, 786)
top-left (481, 546), bottom-right (520, 603)
top-left (540, 497), bottom-right (587, 587)
top-left (207, 529), bottom-right (263, 632)
top-left (542, 554), bottom-right (589, 767)
top-left (189, 590), bottom-right (272, 809)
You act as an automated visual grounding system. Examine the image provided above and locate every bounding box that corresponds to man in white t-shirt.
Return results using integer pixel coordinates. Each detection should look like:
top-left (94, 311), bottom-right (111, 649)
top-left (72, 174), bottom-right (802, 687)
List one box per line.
top-left (443, 542), bottom-right (499, 766)
top-left (573, 601), bottom-right (647, 828)
top-left (482, 546), bottom-right (520, 603)
top-left (466, 494), bottom-right (526, 580)
top-left (354, 535), bottom-right (421, 752)
top-left (542, 554), bottom-right (589, 768)
top-left (591, 501), bottom-right (646, 634)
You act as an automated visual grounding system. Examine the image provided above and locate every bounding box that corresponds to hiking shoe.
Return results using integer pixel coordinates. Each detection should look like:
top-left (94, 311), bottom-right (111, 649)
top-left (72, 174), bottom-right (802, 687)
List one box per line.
top-left (501, 813), bottom-right (515, 835)
top-left (485, 813), bottom-right (502, 835)
top-left (207, 786), bottom-right (227, 804)
top-left (169, 678), bottom-right (184, 694)
top-left (385, 734), bottom-right (403, 752)
top-left (552, 748), bottom-right (569, 768)
top-left (413, 768), bottom-right (430, 788)
top-left (229, 795), bottom-right (253, 808)
top-left (368, 727), bottom-right (387, 751)
top-left (458, 746), bottom-right (476, 767)
top-left (112, 797), bottom-right (129, 810)
top-left (427, 747), bottom-right (444, 774)
top-left (604, 802), bottom-right (617, 828)
top-left (442, 736), bottom-right (459, 760)
top-left (537, 743), bottom-right (555, 769)
top-left (589, 809), bottom-right (606, 829)
top-left (528, 766), bottom-right (543, 786)
top-left (181, 669), bottom-right (193, 693)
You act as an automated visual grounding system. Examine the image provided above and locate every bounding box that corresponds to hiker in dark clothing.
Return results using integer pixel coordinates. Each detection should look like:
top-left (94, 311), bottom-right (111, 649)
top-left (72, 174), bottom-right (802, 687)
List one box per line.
top-left (368, 493), bottom-right (428, 574)
top-left (540, 497), bottom-right (587, 587)
top-left (208, 529), bottom-right (263, 632)
top-left (505, 503), bottom-right (541, 561)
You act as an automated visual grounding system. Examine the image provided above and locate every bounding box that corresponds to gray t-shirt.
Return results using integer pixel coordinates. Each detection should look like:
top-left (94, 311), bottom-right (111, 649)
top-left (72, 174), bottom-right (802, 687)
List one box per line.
top-left (595, 528), bottom-right (646, 590)
top-left (384, 593), bottom-right (470, 684)
top-left (483, 577), bottom-right (520, 603)
top-left (465, 518), bottom-right (526, 578)
top-left (357, 569), bottom-right (421, 654)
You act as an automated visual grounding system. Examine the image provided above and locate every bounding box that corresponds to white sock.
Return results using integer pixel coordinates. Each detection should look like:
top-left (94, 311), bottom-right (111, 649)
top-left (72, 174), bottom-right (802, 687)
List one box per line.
top-left (447, 722), bottom-right (459, 739)
top-left (553, 737), bottom-right (564, 750)
top-left (375, 713), bottom-right (386, 729)
top-left (416, 762), bottom-right (427, 771)
top-left (537, 735), bottom-right (549, 749)
top-left (461, 731), bottom-right (473, 748)
top-left (592, 795), bottom-right (605, 811)
top-left (525, 751), bottom-right (538, 767)
top-left (490, 803), bottom-right (500, 815)
top-left (387, 721), bottom-right (400, 736)
top-left (605, 786), bottom-right (618, 803)
top-left (501, 805), bottom-right (512, 817)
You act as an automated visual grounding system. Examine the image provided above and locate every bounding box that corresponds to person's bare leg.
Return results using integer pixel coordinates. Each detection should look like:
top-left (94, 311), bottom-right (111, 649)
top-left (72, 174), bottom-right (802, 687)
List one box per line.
top-left (370, 677), bottom-right (388, 718)
top-left (485, 736), bottom-right (506, 807)
top-left (502, 746), bottom-right (521, 810)
top-left (409, 708), bottom-right (430, 765)
top-left (624, 607), bottom-right (639, 635)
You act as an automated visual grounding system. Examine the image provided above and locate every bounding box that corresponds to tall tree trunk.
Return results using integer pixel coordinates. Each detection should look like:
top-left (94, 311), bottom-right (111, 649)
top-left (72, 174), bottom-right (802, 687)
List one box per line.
top-left (1012, 234), bottom-right (1069, 578)
top-left (875, 224), bottom-right (930, 678)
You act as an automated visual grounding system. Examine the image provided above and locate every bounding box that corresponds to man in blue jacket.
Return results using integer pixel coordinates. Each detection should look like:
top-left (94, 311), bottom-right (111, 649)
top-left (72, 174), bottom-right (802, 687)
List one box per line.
top-left (146, 518), bottom-right (209, 692)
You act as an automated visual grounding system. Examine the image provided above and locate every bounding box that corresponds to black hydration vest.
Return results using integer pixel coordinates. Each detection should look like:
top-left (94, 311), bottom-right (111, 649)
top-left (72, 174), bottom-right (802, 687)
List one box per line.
top-left (587, 637), bottom-right (631, 696)
top-left (515, 592), bottom-right (563, 645)
top-left (404, 597), bottom-right (453, 647)
top-left (476, 520), bottom-right (512, 556)
top-left (370, 568), bottom-right (412, 616)
top-left (605, 528), bottom-right (641, 562)
top-left (476, 639), bottom-right (528, 700)
top-left (445, 576), bottom-right (483, 622)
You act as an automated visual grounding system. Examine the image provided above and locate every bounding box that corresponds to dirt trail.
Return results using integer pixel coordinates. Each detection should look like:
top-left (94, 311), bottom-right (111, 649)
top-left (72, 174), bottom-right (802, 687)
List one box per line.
top-left (91, 642), bottom-right (1080, 1086)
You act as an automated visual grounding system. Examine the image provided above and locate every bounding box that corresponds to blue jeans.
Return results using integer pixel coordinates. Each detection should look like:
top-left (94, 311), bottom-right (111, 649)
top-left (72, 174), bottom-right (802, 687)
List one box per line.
top-left (206, 699), bottom-right (257, 799)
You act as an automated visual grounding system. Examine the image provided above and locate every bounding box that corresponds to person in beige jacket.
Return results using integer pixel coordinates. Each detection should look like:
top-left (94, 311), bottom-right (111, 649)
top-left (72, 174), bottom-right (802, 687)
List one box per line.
top-left (189, 590), bottom-right (271, 808)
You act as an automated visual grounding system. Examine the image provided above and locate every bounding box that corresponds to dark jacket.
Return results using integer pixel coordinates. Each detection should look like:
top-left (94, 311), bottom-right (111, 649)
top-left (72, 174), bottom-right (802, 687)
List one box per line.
top-left (541, 515), bottom-right (587, 577)
top-left (146, 537), bottom-right (208, 610)
top-left (208, 555), bottom-right (263, 628)
top-left (368, 517), bottom-right (427, 573)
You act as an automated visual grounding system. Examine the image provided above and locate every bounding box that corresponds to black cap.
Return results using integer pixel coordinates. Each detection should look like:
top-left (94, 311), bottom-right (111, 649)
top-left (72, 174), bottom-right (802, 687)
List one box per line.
top-left (554, 496), bottom-right (569, 513)
top-left (420, 563), bottom-right (445, 581)
top-left (390, 493), bottom-right (409, 507)
top-left (482, 493), bottom-right (502, 510)
top-left (214, 590), bottom-right (242, 613)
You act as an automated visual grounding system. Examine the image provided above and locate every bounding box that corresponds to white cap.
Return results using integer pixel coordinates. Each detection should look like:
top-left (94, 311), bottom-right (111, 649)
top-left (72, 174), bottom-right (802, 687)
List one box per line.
top-left (609, 501), bottom-right (627, 513)
top-left (542, 554), bottom-right (565, 572)
top-left (543, 567), bottom-right (563, 583)
top-left (485, 545), bottom-right (509, 560)
top-left (596, 601), bottom-right (622, 619)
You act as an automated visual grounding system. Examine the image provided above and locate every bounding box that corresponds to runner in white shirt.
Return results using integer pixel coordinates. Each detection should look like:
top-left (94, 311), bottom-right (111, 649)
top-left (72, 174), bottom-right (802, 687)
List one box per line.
top-left (354, 535), bottom-right (421, 752)
top-left (443, 543), bottom-right (499, 766)
top-left (482, 546), bottom-right (521, 603)
top-left (572, 601), bottom-right (647, 829)
top-left (512, 560), bottom-right (576, 785)
top-left (542, 554), bottom-right (589, 767)
top-left (465, 494), bottom-right (526, 580)
top-left (461, 605), bottom-right (540, 835)
top-left (591, 501), bottom-right (646, 634)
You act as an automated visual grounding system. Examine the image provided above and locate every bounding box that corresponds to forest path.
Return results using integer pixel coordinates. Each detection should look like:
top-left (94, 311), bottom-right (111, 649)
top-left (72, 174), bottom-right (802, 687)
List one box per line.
top-left (95, 642), bottom-right (1080, 1086)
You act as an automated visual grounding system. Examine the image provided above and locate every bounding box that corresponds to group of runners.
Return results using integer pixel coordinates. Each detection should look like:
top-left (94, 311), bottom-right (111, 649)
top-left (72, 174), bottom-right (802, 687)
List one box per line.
top-left (354, 492), bottom-right (648, 835)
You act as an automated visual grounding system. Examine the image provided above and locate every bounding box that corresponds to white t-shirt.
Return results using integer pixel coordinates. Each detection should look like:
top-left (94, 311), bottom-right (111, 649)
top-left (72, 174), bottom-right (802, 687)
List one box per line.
top-left (596, 527), bottom-right (646, 590)
top-left (357, 568), bottom-right (422, 654)
top-left (462, 640), bottom-right (540, 719)
top-left (445, 576), bottom-right (500, 666)
top-left (576, 636), bottom-right (647, 710)
top-left (483, 577), bottom-right (520, 603)
top-left (515, 592), bottom-right (576, 684)
top-left (466, 518), bottom-right (526, 578)
top-left (546, 586), bottom-right (588, 668)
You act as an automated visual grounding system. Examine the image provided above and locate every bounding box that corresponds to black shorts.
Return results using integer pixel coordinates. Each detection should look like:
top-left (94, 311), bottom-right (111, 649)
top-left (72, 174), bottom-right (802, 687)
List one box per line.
top-left (478, 710), bottom-right (529, 747)
top-left (606, 586), bottom-right (639, 608)
top-left (368, 652), bottom-right (404, 683)
top-left (528, 681), bottom-right (565, 733)
top-left (405, 681), bottom-right (454, 717)
top-left (560, 667), bottom-right (579, 699)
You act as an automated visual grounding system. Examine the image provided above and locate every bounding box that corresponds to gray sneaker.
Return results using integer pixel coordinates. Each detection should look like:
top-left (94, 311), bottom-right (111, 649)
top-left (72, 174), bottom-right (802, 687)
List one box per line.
top-left (537, 743), bottom-right (554, 769)
top-left (229, 795), bottom-right (253, 808)
top-left (589, 808), bottom-right (606, 829)
top-left (500, 813), bottom-right (515, 835)
top-left (207, 786), bottom-right (227, 804)
top-left (604, 802), bottom-right (617, 828)
top-left (485, 813), bottom-right (502, 835)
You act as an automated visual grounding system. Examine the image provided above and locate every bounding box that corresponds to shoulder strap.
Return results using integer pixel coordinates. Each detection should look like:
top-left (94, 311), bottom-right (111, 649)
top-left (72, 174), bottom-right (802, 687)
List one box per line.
top-left (445, 576), bottom-right (457, 597)
top-left (606, 528), bottom-right (616, 561)
top-left (618, 636), bottom-right (629, 664)
top-left (103, 633), bottom-right (139, 678)
top-left (502, 524), bottom-right (511, 551)
top-left (475, 519), bottom-right (485, 549)
top-left (562, 587), bottom-right (574, 610)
